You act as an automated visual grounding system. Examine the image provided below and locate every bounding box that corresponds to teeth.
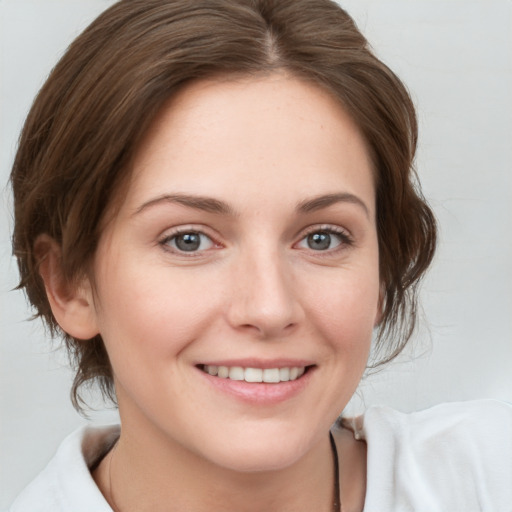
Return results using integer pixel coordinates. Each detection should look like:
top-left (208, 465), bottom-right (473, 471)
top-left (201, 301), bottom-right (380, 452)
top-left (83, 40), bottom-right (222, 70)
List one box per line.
top-left (203, 365), bottom-right (306, 383)
top-left (228, 367), bottom-right (244, 381)
top-left (218, 366), bottom-right (229, 378)
top-left (279, 368), bottom-right (290, 381)
top-left (263, 368), bottom-right (280, 383)
top-left (245, 368), bottom-right (263, 382)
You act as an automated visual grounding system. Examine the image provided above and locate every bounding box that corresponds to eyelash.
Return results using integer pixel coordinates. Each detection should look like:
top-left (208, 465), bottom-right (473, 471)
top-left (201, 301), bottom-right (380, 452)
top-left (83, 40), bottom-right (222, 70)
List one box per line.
top-left (158, 225), bottom-right (354, 256)
top-left (158, 227), bottom-right (219, 257)
top-left (296, 225), bottom-right (354, 253)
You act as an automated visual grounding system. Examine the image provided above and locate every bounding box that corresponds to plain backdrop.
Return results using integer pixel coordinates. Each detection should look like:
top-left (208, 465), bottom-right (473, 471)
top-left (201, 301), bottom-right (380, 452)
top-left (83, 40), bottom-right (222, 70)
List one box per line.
top-left (1, 0), bottom-right (511, 507)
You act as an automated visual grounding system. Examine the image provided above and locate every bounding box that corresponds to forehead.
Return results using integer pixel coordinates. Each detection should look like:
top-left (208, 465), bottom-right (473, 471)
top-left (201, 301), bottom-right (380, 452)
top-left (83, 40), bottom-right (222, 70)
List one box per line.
top-left (119, 73), bottom-right (375, 217)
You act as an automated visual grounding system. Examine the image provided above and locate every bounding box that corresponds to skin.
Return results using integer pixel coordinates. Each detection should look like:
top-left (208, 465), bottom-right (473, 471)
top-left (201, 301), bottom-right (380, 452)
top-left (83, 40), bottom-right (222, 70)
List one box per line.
top-left (41, 74), bottom-right (378, 511)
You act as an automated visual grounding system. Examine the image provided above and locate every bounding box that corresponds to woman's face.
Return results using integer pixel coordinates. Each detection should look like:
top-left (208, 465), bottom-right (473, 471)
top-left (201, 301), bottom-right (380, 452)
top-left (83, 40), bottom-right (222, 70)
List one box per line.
top-left (88, 74), bottom-right (380, 471)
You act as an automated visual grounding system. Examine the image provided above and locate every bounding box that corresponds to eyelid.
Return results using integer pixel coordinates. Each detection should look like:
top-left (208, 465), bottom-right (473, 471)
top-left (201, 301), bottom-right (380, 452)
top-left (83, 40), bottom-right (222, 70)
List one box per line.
top-left (294, 224), bottom-right (354, 251)
top-left (158, 225), bottom-right (222, 255)
top-left (156, 223), bottom-right (354, 257)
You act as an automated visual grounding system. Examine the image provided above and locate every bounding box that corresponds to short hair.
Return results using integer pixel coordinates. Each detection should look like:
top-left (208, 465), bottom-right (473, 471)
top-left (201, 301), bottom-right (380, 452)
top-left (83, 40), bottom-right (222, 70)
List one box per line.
top-left (10, 0), bottom-right (436, 410)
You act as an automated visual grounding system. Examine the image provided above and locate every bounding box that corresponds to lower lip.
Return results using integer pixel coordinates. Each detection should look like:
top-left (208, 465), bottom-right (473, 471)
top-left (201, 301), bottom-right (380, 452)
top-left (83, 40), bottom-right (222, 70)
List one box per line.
top-left (197, 367), bottom-right (315, 405)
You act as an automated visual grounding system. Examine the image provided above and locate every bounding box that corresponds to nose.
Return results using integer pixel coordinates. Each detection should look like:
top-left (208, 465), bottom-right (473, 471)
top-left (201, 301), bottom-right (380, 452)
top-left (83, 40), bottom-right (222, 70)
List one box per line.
top-left (226, 246), bottom-right (303, 339)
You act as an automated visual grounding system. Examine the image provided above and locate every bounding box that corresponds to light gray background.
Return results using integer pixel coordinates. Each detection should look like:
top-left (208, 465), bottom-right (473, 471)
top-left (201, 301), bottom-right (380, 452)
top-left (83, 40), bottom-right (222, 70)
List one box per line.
top-left (1, 0), bottom-right (511, 506)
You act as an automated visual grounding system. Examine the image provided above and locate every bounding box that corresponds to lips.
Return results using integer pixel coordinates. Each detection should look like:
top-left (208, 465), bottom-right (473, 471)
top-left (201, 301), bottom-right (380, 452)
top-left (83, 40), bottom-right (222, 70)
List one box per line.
top-left (200, 365), bottom-right (307, 383)
top-left (196, 358), bottom-right (316, 404)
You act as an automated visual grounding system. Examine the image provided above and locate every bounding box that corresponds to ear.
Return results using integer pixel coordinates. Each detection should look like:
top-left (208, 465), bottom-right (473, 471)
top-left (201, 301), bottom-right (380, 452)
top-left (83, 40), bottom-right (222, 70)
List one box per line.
top-left (35, 235), bottom-right (99, 340)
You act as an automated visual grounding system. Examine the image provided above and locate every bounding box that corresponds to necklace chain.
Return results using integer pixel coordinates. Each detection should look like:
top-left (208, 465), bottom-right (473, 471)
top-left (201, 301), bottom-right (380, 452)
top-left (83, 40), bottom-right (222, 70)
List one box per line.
top-left (107, 434), bottom-right (342, 512)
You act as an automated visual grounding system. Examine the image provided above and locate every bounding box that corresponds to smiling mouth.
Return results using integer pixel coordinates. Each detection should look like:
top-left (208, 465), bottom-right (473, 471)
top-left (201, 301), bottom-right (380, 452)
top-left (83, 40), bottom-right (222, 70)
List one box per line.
top-left (198, 365), bottom-right (312, 383)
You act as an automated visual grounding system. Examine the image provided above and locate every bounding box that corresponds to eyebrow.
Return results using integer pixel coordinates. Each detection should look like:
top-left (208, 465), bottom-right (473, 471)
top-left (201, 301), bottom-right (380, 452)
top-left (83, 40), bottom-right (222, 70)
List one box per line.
top-left (134, 194), bottom-right (236, 216)
top-left (134, 191), bottom-right (369, 218)
top-left (296, 192), bottom-right (370, 218)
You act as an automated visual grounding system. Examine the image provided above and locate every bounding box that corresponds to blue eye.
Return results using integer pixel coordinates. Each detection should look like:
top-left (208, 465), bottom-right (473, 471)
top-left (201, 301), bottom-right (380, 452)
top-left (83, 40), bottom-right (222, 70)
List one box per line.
top-left (162, 231), bottom-right (214, 252)
top-left (297, 229), bottom-right (350, 251)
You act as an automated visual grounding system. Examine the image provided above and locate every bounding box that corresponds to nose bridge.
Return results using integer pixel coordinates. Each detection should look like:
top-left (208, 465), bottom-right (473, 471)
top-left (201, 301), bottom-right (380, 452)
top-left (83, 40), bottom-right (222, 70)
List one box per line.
top-left (228, 239), bottom-right (301, 337)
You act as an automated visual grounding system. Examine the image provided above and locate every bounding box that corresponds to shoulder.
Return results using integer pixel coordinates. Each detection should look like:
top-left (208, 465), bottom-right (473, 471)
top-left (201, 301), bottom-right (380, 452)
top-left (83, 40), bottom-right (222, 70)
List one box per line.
top-left (362, 398), bottom-right (512, 441)
top-left (358, 400), bottom-right (512, 512)
top-left (361, 399), bottom-right (512, 453)
top-left (7, 425), bottom-right (119, 512)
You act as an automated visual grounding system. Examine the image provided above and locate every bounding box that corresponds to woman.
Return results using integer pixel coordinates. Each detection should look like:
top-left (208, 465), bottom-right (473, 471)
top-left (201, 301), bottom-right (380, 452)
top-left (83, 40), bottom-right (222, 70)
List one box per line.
top-left (6, 1), bottom-right (512, 511)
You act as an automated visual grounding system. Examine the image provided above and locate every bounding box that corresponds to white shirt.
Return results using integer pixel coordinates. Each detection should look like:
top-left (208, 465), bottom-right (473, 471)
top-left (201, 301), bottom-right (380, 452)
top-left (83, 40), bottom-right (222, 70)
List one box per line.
top-left (358, 400), bottom-right (512, 511)
top-left (7, 400), bottom-right (512, 512)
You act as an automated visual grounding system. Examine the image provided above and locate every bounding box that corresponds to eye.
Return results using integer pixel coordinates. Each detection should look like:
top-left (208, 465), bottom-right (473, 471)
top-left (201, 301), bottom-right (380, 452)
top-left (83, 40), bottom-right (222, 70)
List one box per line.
top-left (160, 231), bottom-right (215, 253)
top-left (296, 228), bottom-right (352, 252)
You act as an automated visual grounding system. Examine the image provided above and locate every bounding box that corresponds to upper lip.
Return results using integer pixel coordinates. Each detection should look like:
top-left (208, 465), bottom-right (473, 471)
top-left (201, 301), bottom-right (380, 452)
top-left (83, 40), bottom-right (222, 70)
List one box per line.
top-left (196, 359), bottom-right (316, 369)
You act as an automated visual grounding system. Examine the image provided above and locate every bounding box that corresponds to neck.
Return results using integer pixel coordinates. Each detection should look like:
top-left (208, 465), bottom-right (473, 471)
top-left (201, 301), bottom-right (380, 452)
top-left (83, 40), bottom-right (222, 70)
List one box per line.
top-left (97, 417), bottom-right (336, 512)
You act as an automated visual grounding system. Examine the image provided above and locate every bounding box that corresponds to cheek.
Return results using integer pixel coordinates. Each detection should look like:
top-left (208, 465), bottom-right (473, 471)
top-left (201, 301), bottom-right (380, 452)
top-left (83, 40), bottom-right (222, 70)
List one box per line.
top-left (92, 256), bottom-right (224, 361)
top-left (300, 266), bottom-right (380, 352)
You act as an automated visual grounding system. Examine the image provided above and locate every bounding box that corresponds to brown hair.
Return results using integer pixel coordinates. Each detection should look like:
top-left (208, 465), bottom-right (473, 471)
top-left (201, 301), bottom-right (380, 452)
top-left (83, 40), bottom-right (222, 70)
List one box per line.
top-left (11, 0), bottom-right (436, 410)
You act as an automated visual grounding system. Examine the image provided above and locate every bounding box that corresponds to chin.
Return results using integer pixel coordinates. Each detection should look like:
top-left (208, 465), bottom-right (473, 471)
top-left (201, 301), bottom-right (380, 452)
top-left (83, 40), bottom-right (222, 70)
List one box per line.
top-left (198, 423), bottom-right (317, 473)
top-left (210, 448), bottom-right (303, 474)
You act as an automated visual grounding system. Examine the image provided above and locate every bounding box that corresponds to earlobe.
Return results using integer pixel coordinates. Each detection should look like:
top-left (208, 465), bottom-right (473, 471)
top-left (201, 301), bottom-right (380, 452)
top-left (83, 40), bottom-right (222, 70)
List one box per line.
top-left (35, 235), bottom-right (99, 340)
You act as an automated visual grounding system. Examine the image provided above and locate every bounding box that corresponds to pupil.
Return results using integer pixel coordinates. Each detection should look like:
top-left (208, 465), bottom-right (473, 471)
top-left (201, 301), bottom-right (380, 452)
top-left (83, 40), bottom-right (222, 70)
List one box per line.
top-left (176, 233), bottom-right (200, 251)
top-left (307, 232), bottom-right (331, 250)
